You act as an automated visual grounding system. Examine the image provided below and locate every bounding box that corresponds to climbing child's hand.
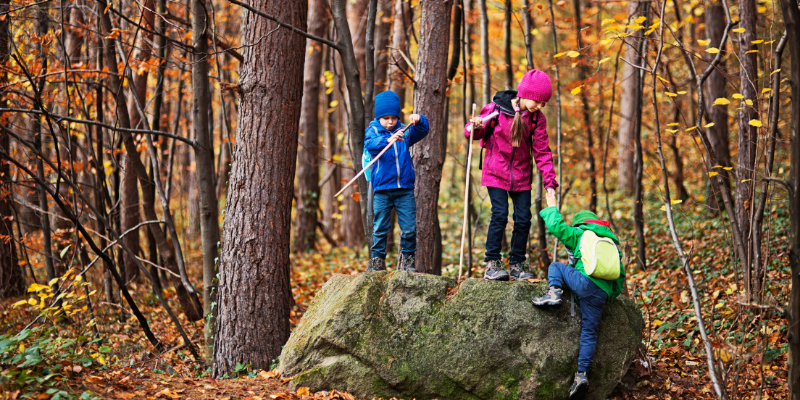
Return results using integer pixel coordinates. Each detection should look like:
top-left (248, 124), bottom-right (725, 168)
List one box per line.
top-left (387, 131), bottom-right (405, 144)
top-left (408, 114), bottom-right (421, 125)
top-left (545, 188), bottom-right (557, 208)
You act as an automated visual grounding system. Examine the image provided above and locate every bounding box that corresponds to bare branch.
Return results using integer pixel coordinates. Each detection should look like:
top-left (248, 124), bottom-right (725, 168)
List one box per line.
top-left (227, 0), bottom-right (340, 51)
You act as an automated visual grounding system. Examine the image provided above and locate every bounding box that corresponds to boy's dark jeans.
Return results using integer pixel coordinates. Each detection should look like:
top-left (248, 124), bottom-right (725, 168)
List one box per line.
top-left (371, 188), bottom-right (417, 260)
top-left (485, 187), bottom-right (532, 264)
top-left (548, 262), bottom-right (608, 372)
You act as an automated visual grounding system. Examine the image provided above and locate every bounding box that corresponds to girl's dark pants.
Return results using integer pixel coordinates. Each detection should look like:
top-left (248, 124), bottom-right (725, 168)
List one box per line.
top-left (485, 187), bottom-right (532, 265)
top-left (548, 262), bottom-right (608, 372)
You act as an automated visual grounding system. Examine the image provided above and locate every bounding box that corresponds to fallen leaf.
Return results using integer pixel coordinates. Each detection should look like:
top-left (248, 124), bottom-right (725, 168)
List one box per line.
top-left (115, 393), bottom-right (136, 399)
top-left (351, 192), bottom-right (360, 202)
top-left (297, 387), bottom-right (311, 396)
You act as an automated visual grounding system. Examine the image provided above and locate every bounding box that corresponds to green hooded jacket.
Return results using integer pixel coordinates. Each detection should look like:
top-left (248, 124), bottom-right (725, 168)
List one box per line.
top-left (539, 206), bottom-right (626, 302)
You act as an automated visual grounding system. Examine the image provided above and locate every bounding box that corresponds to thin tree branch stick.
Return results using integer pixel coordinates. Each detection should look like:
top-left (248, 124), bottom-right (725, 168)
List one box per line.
top-left (227, 0), bottom-right (340, 50)
top-left (459, 104), bottom-right (477, 280)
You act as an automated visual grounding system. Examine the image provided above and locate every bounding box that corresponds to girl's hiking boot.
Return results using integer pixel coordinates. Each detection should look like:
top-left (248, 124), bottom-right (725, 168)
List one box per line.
top-left (568, 371), bottom-right (589, 400)
top-left (483, 260), bottom-right (510, 281)
top-left (509, 262), bottom-right (535, 281)
top-left (532, 286), bottom-right (563, 306)
top-left (398, 254), bottom-right (418, 273)
top-left (366, 257), bottom-right (386, 272)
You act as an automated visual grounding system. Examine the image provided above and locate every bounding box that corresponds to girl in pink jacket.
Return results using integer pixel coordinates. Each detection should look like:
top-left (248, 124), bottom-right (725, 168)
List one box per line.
top-left (465, 69), bottom-right (558, 281)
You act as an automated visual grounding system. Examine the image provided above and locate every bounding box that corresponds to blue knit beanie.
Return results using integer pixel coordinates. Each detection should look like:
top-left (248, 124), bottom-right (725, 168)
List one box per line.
top-left (374, 91), bottom-right (402, 119)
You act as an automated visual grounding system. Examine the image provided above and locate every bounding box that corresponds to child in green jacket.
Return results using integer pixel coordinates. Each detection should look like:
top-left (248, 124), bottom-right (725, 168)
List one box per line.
top-left (532, 190), bottom-right (625, 400)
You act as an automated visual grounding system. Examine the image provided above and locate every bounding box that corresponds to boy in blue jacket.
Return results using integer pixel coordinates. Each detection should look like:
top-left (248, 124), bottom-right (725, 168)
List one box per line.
top-left (364, 91), bottom-right (429, 273)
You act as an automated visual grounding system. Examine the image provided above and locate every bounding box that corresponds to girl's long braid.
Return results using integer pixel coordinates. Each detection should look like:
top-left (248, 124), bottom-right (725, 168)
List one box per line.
top-left (510, 98), bottom-right (524, 147)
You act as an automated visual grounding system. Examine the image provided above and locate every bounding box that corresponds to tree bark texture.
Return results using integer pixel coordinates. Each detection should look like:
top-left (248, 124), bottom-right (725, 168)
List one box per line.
top-left (212, 0), bottom-right (307, 377)
top-left (704, 0), bottom-right (731, 215)
top-left (478, 0), bottom-right (490, 105)
top-left (736, 0), bottom-right (759, 273)
top-left (616, 1), bottom-right (641, 194)
top-left (503, 0), bottom-right (513, 89)
top-left (0, 0), bottom-right (22, 296)
top-left (373, 0), bottom-right (394, 92)
top-left (294, 0), bottom-right (330, 252)
top-left (389, 0), bottom-right (412, 119)
top-left (411, 0), bottom-right (453, 275)
top-left (573, 0), bottom-right (596, 212)
top-left (121, 155), bottom-right (141, 282)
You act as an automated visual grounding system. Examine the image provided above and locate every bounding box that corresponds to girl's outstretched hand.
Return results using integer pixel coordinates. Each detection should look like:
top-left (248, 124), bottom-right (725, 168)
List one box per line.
top-left (545, 188), bottom-right (557, 208)
top-left (469, 116), bottom-right (484, 131)
top-left (408, 114), bottom-right (421, 125)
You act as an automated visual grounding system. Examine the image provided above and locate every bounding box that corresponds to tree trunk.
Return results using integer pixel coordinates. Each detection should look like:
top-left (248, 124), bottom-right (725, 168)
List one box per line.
top-left (294, 0), bottom-right (330, 252)
top-left (478, 0), bottom-right (490, 104)
top-left (0, 0), bottom-right (22, 296)
top-left (388, 0), bottom-right (412, 119)
top-left (736, 0), bottom-right (758, 282)
top-left (632, 3), bottom-right (650, 270)
top-left (777, 0), bottom-right (799, 397)
top-left (573, 0), bottom-right (596, 212)
top-left (503, 0), bottom-right (513, 89)
top-left (704, 0), bottom-right (731, 215)
top-left (212, 0), bottom-right (307, 378)
top-left (373, 0), bottom-right (393, 92)
top-left (121, 154), bottom-right (141, 282)
top-left (127, 0), bottom-right (156, 131)
top-left (411, 0), bottom-right (452, 275)
top-left (616, 1), bottom-right (641, 194)
top-left (190, 0), bottom-right (221, 361)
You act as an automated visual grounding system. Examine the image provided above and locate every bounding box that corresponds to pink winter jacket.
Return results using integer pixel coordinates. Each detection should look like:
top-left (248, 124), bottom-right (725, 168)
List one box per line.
top-left (464, 99), bottom-right (558, 192)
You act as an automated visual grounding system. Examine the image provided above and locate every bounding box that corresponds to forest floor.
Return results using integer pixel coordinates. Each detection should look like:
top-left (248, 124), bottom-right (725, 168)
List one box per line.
top-left (0, 195), bottom-right (792, 400)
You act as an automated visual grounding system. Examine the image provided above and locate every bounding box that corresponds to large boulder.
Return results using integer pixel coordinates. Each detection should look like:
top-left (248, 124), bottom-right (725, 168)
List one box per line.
top-left (279, 271), bottom-right (643, 400)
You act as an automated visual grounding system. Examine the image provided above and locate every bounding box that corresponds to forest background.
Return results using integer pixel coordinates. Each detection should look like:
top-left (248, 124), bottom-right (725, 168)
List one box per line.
top-left (0, 0), bottom-right (799, 398)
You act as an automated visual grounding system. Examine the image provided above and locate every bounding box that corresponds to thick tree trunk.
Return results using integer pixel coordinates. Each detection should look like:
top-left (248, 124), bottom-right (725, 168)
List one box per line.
top-left (212, 0), bottom-right (307, 377)
top-left (704, 0), bottom-right (731, 215)
top-left (0, 0), bottom-right (22, 296)
top-left (777, 0), bottom-right (799, 397)
top-left (411, 0), bottom-right (452, 275)
top-left (294, 0), bottom-right (330, 252)
top-left (388, 0), bottom-right (412, 119)
top-left (373, 0), bottom-right (393, 92)
top-left (573, 0), bottom-right (596, 212)
top-left (479, 0), bottom-right (490, 104)
top-left (503, 0), bottom-right (513, 89)
top-left (127, 0), bottom-right (156, 131)
top-left (191, 0), bottom-right (221, 361)
top-left (736, 0), bottom-right (758, 282)
top-left (120, 155), bottom-right (141, 282)
top-left (616, 1), bottom-right (641, 194)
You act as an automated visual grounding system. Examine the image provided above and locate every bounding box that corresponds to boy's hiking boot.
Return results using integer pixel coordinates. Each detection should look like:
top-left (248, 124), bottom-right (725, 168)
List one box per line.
top-left (483, 260), bottom-right (510, 281)
top-left (398, 254), bottom-right (418, 273)
top-left (532, 286), bottom-right (563, 306)
top-left (509, 261), bottom-right (535, 281)
top-left (365, 257), bottom-right (386, 272)
top-left (568, 371), bottom-right (589, 400)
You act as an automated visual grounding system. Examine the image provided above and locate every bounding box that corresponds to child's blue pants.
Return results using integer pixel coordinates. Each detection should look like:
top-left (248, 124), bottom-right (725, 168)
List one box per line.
top-left (371, 188), bottom-right (417, 260)
top-left (548, 262), bottom-right (608, 372)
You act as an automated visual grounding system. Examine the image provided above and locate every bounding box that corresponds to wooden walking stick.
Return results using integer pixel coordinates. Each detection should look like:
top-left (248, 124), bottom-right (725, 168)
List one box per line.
top-left (459, 104), bottom-right (478, 280)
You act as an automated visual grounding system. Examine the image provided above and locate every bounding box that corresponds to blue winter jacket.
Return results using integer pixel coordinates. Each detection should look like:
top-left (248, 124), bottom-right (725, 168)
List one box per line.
top-left (364, 115), bottom-right (429, 192)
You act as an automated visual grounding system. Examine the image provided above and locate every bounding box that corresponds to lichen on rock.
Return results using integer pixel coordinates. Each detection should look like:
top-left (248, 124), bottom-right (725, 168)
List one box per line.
top-left (279, 271), bottom-right (643, 400)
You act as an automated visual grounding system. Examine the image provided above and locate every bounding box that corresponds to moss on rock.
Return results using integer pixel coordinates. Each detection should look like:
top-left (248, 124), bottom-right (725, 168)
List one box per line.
top-left (279, 272), bottom-right (643, 400)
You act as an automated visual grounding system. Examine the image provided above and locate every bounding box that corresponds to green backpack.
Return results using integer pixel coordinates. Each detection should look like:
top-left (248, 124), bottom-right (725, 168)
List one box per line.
top-left (579, 230), bottom-right (621, 280)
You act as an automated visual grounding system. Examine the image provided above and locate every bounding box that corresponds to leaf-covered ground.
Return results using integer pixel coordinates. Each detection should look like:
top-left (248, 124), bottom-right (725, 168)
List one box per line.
top-left (0, 195), bottom-right (791, 400)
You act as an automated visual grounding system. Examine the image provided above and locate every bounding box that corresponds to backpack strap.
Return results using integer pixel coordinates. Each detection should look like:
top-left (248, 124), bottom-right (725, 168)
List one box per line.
top-left (478, 104), bottom-right (501, 170)
top-left (528, 110), bottom-right (541, 184)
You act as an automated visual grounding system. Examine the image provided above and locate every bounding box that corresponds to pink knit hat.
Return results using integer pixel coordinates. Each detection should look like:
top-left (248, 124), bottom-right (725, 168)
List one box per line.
top-left (517, 69), bottom-right (553, 102)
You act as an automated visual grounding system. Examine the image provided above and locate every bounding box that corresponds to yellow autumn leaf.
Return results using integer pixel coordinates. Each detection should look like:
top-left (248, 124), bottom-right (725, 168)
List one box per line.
top-left (635, 16), bottom-right (647, 23)
top-left (28, 298), bottom-right (36, 305)
top-left (554, 52), bottom-right (566, 58)
top-left (566, 50), bottom-right (581, 58)
top-left (696, 38), bottom-right (710, 46)
top-left (713, 98), bottom-right (730, 105)
top-left (12, 299), bottom-right (29, 308)
top-left (329, 100), bottom-right (339, 108)
top-left (666, 129), bottom-right (678, 134)
top-left (665, 92), bottom-right (677, 97)
top-left (667, 122), bottom-right (679, 126)
top-left (686, 126), bottom-right (697, 131)
top-left (705, 123), bottom-right (715, 128)
top-left (671, 199), bottom-right (683, 205)
top-left (723, 167), bottom-right (733, 170)
top-left (745, 99), bottom-right (753, 105)
top-left (660, 205), bottom-right (667, 211)
top-left (708, 171), bottom-right (719, 177)
top-left (732, 28), bottom-right (746, 33)
top-left (48, 277), bottom-right (58, 286)
top-left (706, 47), bottom-right (720, 54)
top-left (762, 88), bottom-right (772, 93)
top-left (771, 69), bottom-right (781, 75)
top-left (602, 19), bottom-right (616, 25)
top-left (746, 50), bottom-right (759, 54)
top-left (657, 75), bottom-right (669, 83)
top-left (297, 387), bottom-right (311, 396)
top-left (749, 119), bottom-right (762, 127)
top-left (677, 91), bottom-right (687, 95)
top-left (571, 87), bottom-right (582, 95)
top-left (598, 57), bottom-right (611, 64)
top-left (28, 283), bottom-right (50, 292)
top-left (732, 93), bottom-right (744, 99)
top-left (751, 39), bottom-right (764, 44)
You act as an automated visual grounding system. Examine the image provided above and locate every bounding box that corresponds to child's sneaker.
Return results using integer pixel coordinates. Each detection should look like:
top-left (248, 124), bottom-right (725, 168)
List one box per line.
top-left (398, 254), bottom-right (418, 273)
top-left (483, 260), bottom-right (510, 281)
top-left (568, 371), bottom-right (589, 400)
top-left (532, 286), bottom-right (563, 306)
top-left (365, 257), bottom-right (386, 272)
top-left (509, 261), bottom-right (535, 281)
